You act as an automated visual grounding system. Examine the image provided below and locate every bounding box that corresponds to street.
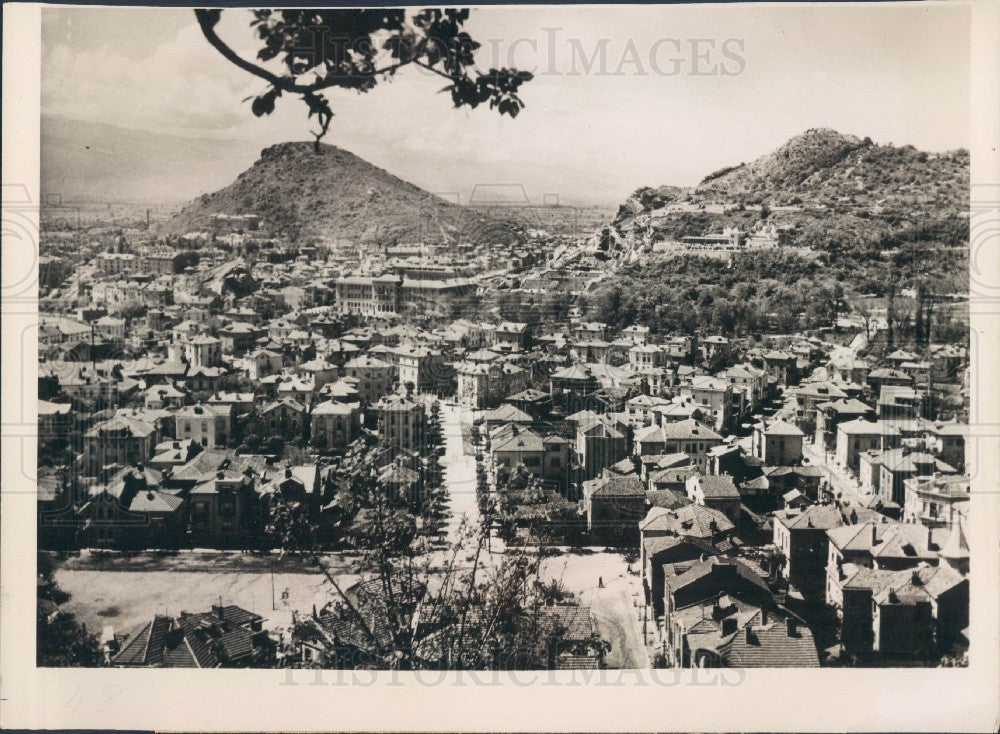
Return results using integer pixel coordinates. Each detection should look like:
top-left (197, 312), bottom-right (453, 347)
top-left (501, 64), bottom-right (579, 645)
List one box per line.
top-left (439, 402), bottom-right (481, 542)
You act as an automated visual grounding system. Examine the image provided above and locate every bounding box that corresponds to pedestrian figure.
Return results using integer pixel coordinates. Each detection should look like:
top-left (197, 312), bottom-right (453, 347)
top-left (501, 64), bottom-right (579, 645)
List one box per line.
top-left (599, 576), bottom-right (604, 588)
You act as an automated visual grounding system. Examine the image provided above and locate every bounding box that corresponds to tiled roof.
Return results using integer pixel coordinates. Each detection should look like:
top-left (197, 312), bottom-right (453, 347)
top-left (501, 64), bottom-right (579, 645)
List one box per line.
top-left (870, 563), bottom-right (966, 606)
top-left (694, 475), bottom-right (741, 499)
top-left (129, 490), bottom-right (185, 513)
top-left (659, 419), bottom-right (722, 442)
top-left (491, 427), bottom-right (545, 453)
top-left (774, 503), bottom-right (847, 531)
top-left (722, 621), bottom-right (820, 668)
top-left (756, 419), bottom-right (804, 436)
top-left (483, 403), bottom-right (533, 423)
top-left (112, 617), bottom-right (163, 666)
top-left (589, 475), bottom-right (645, 497)
top-left (640, 503), bottom-right (734, 537)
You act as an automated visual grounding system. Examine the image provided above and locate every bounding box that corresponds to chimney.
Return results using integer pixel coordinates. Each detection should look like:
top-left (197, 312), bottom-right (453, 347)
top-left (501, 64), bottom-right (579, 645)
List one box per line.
top-left (761, 608), bottom-right (767, 625)
top-left (785, 618), bottom-right (797, 637)
top-left (871, 523), bottom-right (878, 546)
top-left (721, 617), bottom-right (737, 636)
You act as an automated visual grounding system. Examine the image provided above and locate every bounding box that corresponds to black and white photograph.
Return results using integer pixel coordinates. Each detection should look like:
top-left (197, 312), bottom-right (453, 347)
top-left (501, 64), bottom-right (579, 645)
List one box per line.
top-left (3, 0), bottom-right (1000, 730)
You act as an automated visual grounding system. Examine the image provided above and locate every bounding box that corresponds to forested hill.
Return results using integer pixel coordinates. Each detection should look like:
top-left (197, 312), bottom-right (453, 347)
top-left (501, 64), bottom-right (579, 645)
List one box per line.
top-left (160, 141), bottom-right (525, 246)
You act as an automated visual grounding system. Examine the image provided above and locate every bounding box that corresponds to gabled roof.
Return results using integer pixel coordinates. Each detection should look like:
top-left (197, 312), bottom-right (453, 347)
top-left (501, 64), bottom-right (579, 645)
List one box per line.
top-left (578, 418), bottom-right (625, 439)
top-left (261, 398), bottom-right (307, 414)
top-left (312, 400), bottom-right (358, 416)
top-left (540, 605), bottom-right (596, 642)
top-left (878, 448), bottom-right (944, 474)
top-left (774, 503), bottom-right (848, 531)
top-left (491, 426), bottom-right (546, 453)
top-left (112, 616), bottom-right (173, 666)
top-left (755, 419), bottom-right (804, 437)
top-left (506, 388), bottom-right (549, 402)
top-left (663, 556), bottom-right (768, 595)
top-left (587, 475), bottom-right (645, 497)
top-left (659, 419), bottom-right (722, 442)
top-left (129, 490), bottom-right (185, 514)
top-left (640, 503), bottom-right (734, 537)
top-left (816, 398), bottom-right (872, 414)
top-left (642, 452), bottom-right (691, 470)
top-left (722, 620), bottom-right (820, 668)
top-left (550, 364), bottom-right (594, 381)
top-left (483, 403), bottom-right (533, 423)
top-left (692, 475), bottom-right (741, 499)
top-left (872, 563), bottom-right (966, 606)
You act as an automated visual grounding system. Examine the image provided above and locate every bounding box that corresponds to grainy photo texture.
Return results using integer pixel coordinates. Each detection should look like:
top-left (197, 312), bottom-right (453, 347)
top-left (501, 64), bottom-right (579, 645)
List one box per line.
top-left (34, 4), bottom-right (973, 673)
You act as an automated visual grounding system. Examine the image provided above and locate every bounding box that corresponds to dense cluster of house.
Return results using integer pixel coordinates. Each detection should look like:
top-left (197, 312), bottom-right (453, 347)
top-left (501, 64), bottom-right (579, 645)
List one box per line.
top-left (471, 322), bottom-right (970, 667)
top-left (38, 231), bottom-right (971, 668)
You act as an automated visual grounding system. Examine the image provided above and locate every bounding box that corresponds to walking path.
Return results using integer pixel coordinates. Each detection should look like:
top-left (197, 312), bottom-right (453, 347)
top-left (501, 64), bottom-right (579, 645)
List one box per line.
top-left (582, 576), bottom-right (650, 669)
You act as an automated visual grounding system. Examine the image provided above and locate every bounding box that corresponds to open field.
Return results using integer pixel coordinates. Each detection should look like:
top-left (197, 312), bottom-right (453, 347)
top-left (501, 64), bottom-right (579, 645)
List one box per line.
top-left (52, 546), bottom-right (642, 665)
top-left (55, 566), bottom-right (359, 634)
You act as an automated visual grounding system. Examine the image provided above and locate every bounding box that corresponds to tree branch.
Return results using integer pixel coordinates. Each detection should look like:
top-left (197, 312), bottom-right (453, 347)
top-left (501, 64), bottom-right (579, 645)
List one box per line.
top-left (195, 10), bottom-right (463, 96)
top-left (195, 9), bottom-right (317, 94)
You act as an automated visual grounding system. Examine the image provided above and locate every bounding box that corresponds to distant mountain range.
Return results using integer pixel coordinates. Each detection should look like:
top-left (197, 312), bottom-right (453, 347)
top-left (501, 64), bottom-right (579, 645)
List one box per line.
top-left (160, 140), bottom-right (524, 246)
top-left (40, 115), bottom-right (260, 204)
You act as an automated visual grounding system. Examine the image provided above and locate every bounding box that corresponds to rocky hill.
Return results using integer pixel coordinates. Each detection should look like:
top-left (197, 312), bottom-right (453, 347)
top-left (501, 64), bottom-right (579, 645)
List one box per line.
top-left (160, 141), bottom-right (524, 246)
top-left (613, 128), bottom-right (968, 231)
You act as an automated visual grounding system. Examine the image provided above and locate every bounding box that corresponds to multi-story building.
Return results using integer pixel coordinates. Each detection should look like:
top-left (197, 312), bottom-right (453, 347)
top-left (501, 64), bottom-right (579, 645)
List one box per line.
top-left (83, 415), bottom-right (158, 475)
top-left (751, 419), bottom-right (804, 466)
top-left (184, 335), bottom-right (222, 368)
top-left (343, 355), bottom-right (396, 403)
top-left (334, 270), bottom-right (475, 317)
top-left (903, 474), bottom-right (969, 529)
top-left (681, 376), bottom-right (738, 431)
top-left (175, 404), bottom-right (231, 448)
top-left (311, 400), bottom-right (361, 451)
top-left (97, 252), bottom-right (139, 276)
top-left (374, 395), bottom-right (425, 454)
top-left (835, 420), bottom-right (902, 475)
top-left (143, 249), bottom-right (185, 275)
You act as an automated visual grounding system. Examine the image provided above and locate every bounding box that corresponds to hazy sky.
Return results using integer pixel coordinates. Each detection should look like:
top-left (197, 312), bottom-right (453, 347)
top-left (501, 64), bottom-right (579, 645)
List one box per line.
top-left (42, 3), bottom-right (971, 206)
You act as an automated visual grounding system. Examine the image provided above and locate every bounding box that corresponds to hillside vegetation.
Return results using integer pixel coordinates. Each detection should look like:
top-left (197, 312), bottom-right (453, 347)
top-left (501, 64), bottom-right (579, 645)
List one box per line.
top-left (586, 129), bottom-right (969, 340)
top-left (161, 141), bottom-right (524, 246)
